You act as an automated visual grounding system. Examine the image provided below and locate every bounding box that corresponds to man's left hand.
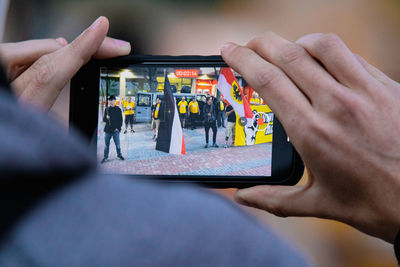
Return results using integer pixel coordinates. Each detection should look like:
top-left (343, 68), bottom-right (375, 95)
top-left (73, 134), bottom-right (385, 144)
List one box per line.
top-left (0, 16), bottom-right (131, 110)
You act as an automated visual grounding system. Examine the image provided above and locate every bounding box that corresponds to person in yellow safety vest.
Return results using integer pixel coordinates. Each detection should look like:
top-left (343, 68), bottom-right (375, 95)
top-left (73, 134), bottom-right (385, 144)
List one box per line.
top-left (249, 93), bottom-right (261, 105)
top-left (123, 96), bottom-right (135, 133)
top-left (177, 96), bottom-right (188, 129)
top-left (151, 98), bottom-right (162, 141)
top-left (188, 97), bottom-right (200, 130)
top-left (217, 95), bottom-right (226, 128)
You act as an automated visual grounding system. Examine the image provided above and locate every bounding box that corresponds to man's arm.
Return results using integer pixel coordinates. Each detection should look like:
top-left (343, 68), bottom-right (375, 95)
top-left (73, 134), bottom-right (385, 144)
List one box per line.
top-left (103, 107), bottom-right (108, 123)
top-left (117, 107), bottom-right (123, 131)
top-left (222, 32), bottom-right (400, 243)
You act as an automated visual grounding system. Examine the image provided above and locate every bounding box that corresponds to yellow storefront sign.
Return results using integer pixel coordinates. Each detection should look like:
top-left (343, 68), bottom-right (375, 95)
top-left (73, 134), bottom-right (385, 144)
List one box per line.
top-left (234, 105), bottom-right (274, 146)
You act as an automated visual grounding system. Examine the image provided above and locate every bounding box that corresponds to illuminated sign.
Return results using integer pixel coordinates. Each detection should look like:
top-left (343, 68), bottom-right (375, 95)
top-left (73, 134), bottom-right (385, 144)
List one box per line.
top-left (175, 69), bottom-right (199, 78)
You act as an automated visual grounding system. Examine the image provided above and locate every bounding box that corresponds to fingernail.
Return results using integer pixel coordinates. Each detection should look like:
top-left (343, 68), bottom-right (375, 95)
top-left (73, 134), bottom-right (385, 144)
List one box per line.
top-left (90, 16), bottom-right (104, 30)
top-left (114, 39), bottom-right (131, 55)
top-left (55, 37), bottom-right (68, 46)
top-left (220, 42), bottom-right (237, 52)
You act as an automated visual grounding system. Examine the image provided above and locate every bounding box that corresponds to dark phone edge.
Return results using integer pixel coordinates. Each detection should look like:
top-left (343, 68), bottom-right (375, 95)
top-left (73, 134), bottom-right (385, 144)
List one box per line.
top-left (70, 55), bottom-right (304, 188)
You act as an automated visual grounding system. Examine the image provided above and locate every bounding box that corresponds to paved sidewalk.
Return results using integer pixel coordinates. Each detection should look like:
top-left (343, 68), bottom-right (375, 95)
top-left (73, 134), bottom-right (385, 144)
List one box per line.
top-left (98, 122), bottom-right (271, 176)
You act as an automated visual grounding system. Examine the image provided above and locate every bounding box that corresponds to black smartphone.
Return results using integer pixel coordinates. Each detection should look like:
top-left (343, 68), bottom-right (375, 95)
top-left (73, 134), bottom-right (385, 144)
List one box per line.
top-left (70, 55), bottom-right (303, 188)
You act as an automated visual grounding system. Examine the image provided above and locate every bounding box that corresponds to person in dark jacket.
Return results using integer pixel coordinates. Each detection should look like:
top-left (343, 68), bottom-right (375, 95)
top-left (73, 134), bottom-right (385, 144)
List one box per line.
top-left (101, 95), bottom-right (124, 163)
top-left (217, 95), bottom-right (226, 128)
top-left (203, 96), bottom-right (218, 148)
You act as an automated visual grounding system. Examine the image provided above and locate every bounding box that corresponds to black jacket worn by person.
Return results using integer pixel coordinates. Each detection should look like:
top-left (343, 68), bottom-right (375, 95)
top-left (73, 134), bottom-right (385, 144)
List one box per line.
top-left (103, 106), bottom-right (123, 133)
top-left (203, 103), bottom-right (216, 123)
top-left (0, 65), bottom-right (311, 266)
top-left (226, 105), bottom-right (237, 123)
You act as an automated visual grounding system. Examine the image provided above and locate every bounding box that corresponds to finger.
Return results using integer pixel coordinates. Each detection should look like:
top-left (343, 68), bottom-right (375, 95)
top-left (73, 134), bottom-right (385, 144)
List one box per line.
top-left (221, 42), bottom-right (313, 135)
top-left (354, 54), bottom-right (397, 87)
top-left (0, 38), bottom-right (68, 80)
top-left (14, 17), bottom-right (115, 110)
top-left (246, 32), bottom-right (340, 104)
top-left (296, 33), bottom-right (379, 90)
top-left (234, 184), bottom-right (316, 217)
top-left (0, 38), bottom-right (67, 66)
top-left (93, 36), bottom-right (131, 59)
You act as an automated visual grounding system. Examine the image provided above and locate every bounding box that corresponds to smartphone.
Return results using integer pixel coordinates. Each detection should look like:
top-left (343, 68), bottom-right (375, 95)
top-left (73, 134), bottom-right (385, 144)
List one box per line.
top-left (70, 55), bottom-right (303, 188)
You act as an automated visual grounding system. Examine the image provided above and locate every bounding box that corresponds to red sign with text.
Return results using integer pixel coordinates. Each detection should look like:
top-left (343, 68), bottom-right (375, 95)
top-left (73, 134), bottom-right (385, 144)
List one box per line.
top-left (175, 69), bottom-right (199, 78)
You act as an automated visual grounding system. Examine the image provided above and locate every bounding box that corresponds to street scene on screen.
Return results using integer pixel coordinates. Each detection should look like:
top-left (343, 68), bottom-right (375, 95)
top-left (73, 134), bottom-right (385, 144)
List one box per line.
top-left (97, 66), bottom-right (274, 176)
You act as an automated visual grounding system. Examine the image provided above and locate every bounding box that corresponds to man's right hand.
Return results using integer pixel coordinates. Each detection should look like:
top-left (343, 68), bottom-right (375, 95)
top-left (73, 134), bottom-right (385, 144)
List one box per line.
top-left (222, 32), bottom-right (400, 243)
top-left (106, 115), bottom-right (110, 120)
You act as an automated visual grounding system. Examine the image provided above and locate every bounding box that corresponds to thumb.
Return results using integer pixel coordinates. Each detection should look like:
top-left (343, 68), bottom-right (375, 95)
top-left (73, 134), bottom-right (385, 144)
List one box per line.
top-left (15, 16), bottom-right (110, 109)
top-left (234, 184), bottom-right (315, 217)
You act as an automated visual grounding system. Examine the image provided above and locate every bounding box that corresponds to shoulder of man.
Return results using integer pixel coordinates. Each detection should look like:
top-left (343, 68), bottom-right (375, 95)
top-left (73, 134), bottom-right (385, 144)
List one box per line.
top-left (0, 174), bottom-right (311, 266)
top-left (0, 86), bottom-right (95, 240)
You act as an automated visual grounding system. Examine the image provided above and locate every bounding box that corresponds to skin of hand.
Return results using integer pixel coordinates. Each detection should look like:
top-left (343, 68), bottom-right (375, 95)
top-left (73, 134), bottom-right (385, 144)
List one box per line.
top-left (0, 16), bottom-right (131, 110)
top-left (221, 32), bottom-right (400, 243)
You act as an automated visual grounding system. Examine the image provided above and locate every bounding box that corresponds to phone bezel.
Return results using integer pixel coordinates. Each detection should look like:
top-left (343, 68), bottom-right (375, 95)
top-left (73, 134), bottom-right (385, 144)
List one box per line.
top-left (70, 55), bottom-right (303, 188)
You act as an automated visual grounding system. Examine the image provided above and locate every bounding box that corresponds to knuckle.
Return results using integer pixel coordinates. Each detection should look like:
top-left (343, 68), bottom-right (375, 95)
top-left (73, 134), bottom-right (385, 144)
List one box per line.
top-left (255, 68), bottom-right (279, 89)
top-left (307, 115), bottom-right (328, 141)
top-left (249, 31), bottom-right (276, 47)
top-left (323, 89), bottom-right (370, 128)
top-left (31, 55), bottom-right (53, 88)
top-left (279, 43), bottom-right (307, 65)
top-left (222, 43), bottom-right (245, 63)
top-left (330, 90), bottom-right (361, 117)
top-left (316, 33), bottom-right (343, 52)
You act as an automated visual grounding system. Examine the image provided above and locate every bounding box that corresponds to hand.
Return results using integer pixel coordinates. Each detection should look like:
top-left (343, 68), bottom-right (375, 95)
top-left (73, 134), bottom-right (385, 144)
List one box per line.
top-left (114, 129), bottom-right (119, 133)
top-left (221, 32), bottom-right (400, 243)
top-left (106, 115), bottom-right (110, 120)
top-left (1, 16), bottom-right (131, 110)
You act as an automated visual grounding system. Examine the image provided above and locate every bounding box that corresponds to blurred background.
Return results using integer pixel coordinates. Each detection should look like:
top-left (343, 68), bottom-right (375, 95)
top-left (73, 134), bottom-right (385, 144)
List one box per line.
top-left (4, 0), bottom-right (400, 266)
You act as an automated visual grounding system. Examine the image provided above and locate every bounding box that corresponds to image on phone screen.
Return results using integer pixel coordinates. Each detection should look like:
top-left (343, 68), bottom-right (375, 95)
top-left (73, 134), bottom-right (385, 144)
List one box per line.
top-left (97, 66), bottom-right (274, 177)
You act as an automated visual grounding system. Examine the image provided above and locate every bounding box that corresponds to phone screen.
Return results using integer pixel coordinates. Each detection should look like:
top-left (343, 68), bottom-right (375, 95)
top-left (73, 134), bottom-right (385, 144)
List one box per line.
top-left (97, 66), bottom-right (274, 177)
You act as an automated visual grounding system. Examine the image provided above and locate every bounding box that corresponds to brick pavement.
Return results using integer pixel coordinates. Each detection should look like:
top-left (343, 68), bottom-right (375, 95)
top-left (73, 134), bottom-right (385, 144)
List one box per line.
top-left (97, 121), bottom-right (271, 177)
